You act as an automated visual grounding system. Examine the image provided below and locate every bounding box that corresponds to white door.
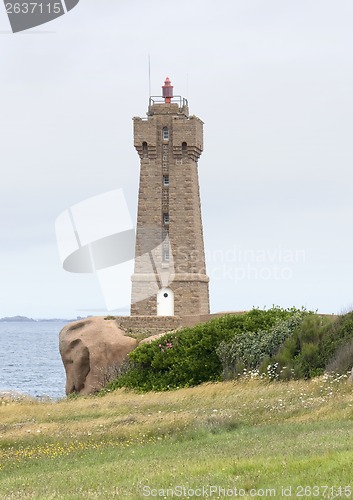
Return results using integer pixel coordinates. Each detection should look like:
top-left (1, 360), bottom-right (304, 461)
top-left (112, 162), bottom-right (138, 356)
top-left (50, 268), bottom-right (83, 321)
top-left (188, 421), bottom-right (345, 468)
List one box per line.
top-left (157, 288), bottom-right (174, 316)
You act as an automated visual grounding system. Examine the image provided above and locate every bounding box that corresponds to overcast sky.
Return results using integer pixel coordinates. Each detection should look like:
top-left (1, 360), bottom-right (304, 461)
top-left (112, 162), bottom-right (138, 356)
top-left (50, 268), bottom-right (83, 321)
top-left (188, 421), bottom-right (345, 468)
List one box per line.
top-left (1, 0), bottom-right (353, 318)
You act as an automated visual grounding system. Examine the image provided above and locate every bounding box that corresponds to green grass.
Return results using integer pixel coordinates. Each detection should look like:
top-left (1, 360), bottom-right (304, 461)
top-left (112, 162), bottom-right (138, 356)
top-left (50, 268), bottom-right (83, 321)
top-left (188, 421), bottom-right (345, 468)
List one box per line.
top-left (1, 376), bottom-right (353, 499)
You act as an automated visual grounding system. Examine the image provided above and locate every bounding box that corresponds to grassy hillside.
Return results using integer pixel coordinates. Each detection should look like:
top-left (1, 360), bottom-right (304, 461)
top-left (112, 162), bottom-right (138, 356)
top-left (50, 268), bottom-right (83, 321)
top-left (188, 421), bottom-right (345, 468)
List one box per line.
top-left (1, 376), bottom-right (353, 499)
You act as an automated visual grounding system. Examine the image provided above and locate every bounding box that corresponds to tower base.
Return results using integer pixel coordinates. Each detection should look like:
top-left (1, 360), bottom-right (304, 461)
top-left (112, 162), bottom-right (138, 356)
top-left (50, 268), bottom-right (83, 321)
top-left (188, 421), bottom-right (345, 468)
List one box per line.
top-left (131, 273), bottom-right (210, 316)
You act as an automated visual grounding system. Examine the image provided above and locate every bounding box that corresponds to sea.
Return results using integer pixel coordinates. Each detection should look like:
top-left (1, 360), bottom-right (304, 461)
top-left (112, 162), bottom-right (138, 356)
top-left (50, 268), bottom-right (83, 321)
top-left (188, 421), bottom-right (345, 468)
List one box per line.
top-left (0, 321), bottom-right (68, 400)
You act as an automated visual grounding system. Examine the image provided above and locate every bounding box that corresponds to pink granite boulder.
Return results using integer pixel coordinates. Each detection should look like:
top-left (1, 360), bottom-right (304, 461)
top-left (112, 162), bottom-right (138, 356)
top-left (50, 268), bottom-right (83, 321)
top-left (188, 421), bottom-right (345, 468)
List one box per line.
top-left (59, 317), bottom-right (137, 395)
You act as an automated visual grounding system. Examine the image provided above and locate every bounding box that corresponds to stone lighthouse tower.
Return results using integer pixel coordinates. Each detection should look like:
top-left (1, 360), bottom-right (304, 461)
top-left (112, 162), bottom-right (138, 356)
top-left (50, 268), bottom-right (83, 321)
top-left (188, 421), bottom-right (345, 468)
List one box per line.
top-left (131, 78), bottom-right (210, 317)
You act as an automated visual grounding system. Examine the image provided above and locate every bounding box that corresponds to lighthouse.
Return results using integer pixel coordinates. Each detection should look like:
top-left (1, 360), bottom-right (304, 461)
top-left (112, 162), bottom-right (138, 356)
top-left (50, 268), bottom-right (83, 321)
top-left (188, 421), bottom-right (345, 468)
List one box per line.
top-left (131, 78), bottom-right (210, 317)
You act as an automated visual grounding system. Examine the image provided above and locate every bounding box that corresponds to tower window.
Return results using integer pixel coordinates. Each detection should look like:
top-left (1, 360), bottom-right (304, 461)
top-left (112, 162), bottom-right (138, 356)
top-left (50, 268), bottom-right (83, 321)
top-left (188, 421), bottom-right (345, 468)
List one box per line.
top-left (163, 248), bottom-right (170, 262)
top-left (142, 141), bottom-right (148, 158)
top-left (182, 142), bottom-right (187, 152)
top-left (163, 175), bottom-right (169, 186)
top-left (162, 127), bottom-right (169, 141)
top-left (163, 213), bottom-right (169, 225)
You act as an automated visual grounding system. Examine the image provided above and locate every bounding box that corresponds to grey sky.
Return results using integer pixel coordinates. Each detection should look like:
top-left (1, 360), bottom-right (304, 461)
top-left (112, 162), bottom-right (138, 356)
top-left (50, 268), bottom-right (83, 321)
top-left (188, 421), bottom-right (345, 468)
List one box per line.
top-left (1, 0), bottom-right (353, 317)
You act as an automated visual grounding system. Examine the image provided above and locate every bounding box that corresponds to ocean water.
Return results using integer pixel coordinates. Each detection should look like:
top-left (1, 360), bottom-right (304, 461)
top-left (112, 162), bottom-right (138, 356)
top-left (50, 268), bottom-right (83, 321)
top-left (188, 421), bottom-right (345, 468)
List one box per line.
top-left (0, 321), bottom-right (68, 399)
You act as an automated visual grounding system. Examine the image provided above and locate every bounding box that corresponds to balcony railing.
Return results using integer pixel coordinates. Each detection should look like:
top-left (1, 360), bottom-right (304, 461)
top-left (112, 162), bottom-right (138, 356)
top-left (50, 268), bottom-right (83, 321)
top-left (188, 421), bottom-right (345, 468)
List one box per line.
top-left (148, 95), bottom-right (188, 115)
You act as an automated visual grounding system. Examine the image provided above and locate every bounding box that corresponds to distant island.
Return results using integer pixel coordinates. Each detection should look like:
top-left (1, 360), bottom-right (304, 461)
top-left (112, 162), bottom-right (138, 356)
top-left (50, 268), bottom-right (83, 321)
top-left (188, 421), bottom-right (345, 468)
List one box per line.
top-left (0, 316), bottom-right (36, 322)
top-left (0, 316), bottom-right (91, 323)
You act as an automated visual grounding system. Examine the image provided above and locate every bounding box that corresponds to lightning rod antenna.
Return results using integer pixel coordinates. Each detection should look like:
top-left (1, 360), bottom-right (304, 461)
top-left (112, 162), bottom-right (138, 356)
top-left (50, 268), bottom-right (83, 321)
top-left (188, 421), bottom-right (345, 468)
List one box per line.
top-left (148, 54), bottom-right (151, 97)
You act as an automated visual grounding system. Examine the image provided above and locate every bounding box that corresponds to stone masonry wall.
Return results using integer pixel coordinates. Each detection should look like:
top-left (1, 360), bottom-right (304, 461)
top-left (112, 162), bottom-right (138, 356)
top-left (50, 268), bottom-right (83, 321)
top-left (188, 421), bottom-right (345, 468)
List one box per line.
top-left (131, 100), bottom-right (210, 316)
top-left (116, 312), bottom-right (242, 336)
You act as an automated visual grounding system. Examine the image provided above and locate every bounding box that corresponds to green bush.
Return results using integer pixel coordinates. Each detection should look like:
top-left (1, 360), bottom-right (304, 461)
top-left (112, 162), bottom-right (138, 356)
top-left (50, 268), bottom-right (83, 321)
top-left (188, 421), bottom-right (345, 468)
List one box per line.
top-left (322, 312), bottom-right (353, 375)
top-left (108, 307), bottom-right (299, 392)
top-left (107, 308), bottom-right (353, 392)
top-left (216, 311), bottom-right (307, 379)
top-left (270, 314), bottom-right (330, 379)
top-left (264, 313), bottom-right (353, 379)
top-left (319, 312), bottom-right (353, 368)
top-left (326, 337), bottom-right (353, 375)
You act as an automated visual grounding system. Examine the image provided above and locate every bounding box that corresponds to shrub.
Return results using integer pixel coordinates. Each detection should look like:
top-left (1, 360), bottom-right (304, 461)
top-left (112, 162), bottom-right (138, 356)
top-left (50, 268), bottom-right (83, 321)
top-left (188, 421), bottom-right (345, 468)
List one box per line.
top-left (270, 314), bottom-right (330, 379)
top-left (216, 311), bottom-right (306, 379)
top-left (275, 312), bottom-right (353, 379)
top-left (108, 307), bottom-right (300, 392)
top-left (326, 337), bottom-right (353, 375)
top-left (107, 307), bottom-right (353, 391)
top-left (319, 312), bottom-right (353, 368)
